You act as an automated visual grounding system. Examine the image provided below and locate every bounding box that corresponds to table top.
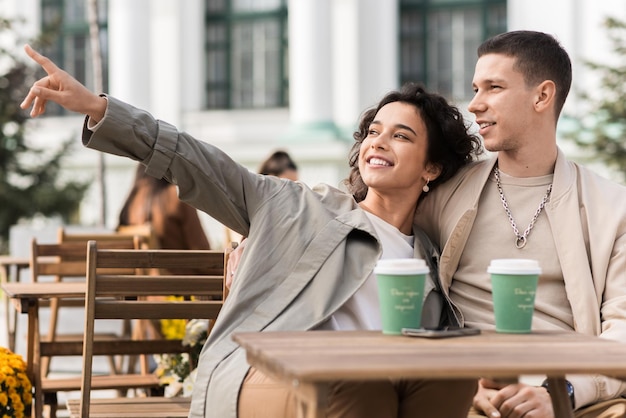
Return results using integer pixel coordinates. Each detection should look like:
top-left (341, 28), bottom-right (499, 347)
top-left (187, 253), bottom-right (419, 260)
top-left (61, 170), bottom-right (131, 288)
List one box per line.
top-left (1, 281), bottom-right (85, 299)
top-left (0, 256), bottom-right (30, 267)
top-left (233, 330), bottom-right (626, 383)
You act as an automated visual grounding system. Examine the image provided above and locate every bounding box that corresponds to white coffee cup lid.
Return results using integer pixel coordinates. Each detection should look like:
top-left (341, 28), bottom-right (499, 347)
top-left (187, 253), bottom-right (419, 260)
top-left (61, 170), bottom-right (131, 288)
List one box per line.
top-left (487, 259), bottom-right (542, 275)
top-left (374, 258), bottom-right (430, 275)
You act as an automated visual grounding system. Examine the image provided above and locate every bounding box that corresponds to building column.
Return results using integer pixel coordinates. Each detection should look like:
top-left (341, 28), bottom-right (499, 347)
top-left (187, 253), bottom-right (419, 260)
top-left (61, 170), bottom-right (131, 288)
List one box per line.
top-left (108, 0), bottom-right (151, 110)
top-left (149, 0), bottom-right (182, 126)
top-left (287, 0), bottom-right (337, 140)
top-left (332, 0), bottom-right (398, 137)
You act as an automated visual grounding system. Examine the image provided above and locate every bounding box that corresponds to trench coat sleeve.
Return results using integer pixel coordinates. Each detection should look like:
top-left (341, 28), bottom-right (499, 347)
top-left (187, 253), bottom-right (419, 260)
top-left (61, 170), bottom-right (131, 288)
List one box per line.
top-left (82, 95), bottom-right (281, 237)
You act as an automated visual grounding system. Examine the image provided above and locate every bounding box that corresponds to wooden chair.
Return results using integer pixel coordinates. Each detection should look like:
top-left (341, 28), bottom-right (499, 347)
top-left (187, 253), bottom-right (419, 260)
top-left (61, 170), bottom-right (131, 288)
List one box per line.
top-left (58, 227), bottom-right (156, 360)
top-left (116, 223), bottom-right (159, 249)
top-left (44, 230), bottom-right (146, 365)
top-left (66, 241), bottom-right (226, 418)
top-left (29, 234), bottom-right (141, 418)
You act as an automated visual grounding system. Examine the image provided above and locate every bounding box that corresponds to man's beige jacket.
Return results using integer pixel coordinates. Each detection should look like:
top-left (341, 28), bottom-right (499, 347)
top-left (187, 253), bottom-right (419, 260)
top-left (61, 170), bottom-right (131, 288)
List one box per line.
top-left (415, 150), bottom-right (626, 409)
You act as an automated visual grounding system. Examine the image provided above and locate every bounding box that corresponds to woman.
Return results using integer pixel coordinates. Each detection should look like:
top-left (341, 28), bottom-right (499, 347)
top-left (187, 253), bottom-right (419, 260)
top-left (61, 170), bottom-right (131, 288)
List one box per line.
top-left (21, 44), bottom-right (482, 418)
top-left (118, 163), bottom-right (211, 252)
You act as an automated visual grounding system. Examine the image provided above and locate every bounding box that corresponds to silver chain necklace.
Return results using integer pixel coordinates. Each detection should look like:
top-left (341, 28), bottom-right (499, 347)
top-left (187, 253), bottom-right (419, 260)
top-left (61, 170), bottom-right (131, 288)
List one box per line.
top-left (493, 165), bottom-right (552, 249)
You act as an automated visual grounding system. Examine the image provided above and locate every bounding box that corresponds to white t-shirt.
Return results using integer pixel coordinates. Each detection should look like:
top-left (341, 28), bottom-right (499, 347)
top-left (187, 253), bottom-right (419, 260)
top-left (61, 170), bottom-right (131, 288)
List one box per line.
top-left (319, 211), bottom-right (414, 330)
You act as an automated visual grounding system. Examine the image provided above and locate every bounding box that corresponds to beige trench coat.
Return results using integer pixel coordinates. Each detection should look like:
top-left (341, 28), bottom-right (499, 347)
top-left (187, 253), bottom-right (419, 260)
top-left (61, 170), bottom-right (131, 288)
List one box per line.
top-left (83, 96), bottom-right (456, 417)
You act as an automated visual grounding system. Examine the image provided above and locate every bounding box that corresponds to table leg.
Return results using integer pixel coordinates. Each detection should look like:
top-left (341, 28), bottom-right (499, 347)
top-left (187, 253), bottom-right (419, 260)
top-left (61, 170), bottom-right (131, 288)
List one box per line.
top-left (26, 300), bottom-right (44, 418)
top-left (0, 264), bottom-right (14, 351)
top-left (1, 263), bottom-right (28, 352)
top-left (546, 377), bottom-right (574, 418)
top-left (12, 265), bottom-right (27, 352)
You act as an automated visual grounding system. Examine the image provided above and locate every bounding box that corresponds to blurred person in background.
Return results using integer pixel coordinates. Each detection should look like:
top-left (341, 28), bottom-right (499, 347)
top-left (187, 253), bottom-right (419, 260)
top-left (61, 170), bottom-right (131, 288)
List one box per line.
top-left (258, 150), bottom-right (298, 180)
top-left (118, 163), bottom-right (211, 252)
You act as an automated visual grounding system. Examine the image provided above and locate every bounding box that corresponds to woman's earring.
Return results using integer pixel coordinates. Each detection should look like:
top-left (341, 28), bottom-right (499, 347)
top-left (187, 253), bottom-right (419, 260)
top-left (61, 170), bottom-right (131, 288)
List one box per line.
top-left (422, 179), bottom-right (430, 193)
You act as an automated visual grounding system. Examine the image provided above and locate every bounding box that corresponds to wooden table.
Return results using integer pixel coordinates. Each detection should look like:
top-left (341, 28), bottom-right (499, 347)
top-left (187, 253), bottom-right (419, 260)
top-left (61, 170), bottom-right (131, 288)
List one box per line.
top-left (1, 282), bottom-right (85, 380)
top-left (0, 256), bottom-right (30, 351)
top-left (233, 330), bottom-right (626, 418)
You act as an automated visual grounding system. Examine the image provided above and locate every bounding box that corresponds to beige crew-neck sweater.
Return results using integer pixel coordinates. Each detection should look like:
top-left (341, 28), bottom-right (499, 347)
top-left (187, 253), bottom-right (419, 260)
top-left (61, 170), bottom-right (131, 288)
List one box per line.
top-left (449, 170), bottom-right (574, 331)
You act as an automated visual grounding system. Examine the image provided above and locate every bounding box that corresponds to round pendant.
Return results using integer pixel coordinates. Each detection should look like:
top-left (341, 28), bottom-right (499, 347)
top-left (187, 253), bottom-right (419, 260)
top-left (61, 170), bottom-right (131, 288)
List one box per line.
top-left (515, 236), bottom-right (527, 249)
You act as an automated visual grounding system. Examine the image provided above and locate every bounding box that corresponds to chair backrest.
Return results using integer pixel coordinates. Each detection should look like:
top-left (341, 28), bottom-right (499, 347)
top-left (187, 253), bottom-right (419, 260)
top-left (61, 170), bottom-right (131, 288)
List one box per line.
top-left (28, 233), bottom-right (145, 415)
top-left (58, 226), bottom-right (155, 249)
top-left (79, 241), bottom-right (226, 417)
top-left (30, 235), bottom-right (140, 282)
top-left (115, 223), bottom-right (159, 249)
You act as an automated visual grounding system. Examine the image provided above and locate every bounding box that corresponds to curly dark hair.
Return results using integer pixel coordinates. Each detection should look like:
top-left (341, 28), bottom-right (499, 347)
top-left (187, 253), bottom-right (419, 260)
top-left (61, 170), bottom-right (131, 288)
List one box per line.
top-left (344, 83), bottom-right (483, 202)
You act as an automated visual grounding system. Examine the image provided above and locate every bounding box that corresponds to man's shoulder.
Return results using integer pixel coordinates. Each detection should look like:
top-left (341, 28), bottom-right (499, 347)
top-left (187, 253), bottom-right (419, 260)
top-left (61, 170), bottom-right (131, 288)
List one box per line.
top-left (434, 158), bottom-right (492, 196)
top-left (568, 160), bottom-right (626, 195)
top-left (416, 158), bottom-right (491, 223)
top-left (455, 158), bottom-right (491, 178)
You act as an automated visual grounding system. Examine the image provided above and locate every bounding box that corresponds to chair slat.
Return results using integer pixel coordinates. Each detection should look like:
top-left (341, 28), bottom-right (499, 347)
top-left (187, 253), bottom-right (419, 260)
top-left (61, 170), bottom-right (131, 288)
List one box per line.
top-left (67, 397), bottom-right (190, 418)
top-left (94, 276), bottom-right (224, 295)
top-left (94, 249), bottom-right (224, 272)
top-left (94, 300), bottom-right (222, 320)
top-left (42, 339), bottom-right (189, 356)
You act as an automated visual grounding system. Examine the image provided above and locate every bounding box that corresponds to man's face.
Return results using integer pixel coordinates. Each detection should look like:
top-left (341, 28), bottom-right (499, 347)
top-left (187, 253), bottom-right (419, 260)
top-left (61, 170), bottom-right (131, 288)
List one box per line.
top-left (468, 53), bottom-right (537, 153)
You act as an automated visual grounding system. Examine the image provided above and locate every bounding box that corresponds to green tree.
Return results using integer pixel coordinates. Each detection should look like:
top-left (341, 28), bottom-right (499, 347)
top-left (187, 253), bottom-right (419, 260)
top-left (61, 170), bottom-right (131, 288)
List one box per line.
top-left (0, 17), bottom-right (89, 253)
top-left (563, 17), bottom-right (626, 183)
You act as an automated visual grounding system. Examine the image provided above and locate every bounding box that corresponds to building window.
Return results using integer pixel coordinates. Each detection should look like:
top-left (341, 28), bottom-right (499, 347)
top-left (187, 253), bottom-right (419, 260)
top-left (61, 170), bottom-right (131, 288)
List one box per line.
top-left (400, 0), bottom-right (506, 101)
top-left (40, 0), bottom-right (108, 115)
top-left (204, 0), bottom-right (288, 109)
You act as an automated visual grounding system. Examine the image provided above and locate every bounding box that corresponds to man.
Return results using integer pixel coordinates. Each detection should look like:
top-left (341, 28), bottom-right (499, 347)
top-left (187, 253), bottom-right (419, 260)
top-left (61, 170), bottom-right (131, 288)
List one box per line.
top-left (415, 30), bottom-right (626, 418)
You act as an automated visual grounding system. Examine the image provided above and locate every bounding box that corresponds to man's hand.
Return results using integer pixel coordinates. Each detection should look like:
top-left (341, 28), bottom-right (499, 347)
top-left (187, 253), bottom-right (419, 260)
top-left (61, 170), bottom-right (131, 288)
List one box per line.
top-left (20, 44), bottom-right (107, 121)
top-left (473, 378), bottom-right (554, 418)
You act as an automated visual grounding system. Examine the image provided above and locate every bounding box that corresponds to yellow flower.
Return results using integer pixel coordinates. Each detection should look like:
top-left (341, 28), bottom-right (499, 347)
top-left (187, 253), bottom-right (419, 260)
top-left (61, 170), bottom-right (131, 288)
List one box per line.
top-left (0, 348), bottom-right (32, 417)
top-left (4, 376), bottom-right (16, 389)
top-left (16, 374), bottom-right (30, 393)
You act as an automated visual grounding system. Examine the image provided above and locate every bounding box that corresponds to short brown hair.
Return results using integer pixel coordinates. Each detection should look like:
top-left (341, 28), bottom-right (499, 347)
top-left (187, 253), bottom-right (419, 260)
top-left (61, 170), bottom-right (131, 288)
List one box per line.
top-left (478, 30), bottom-right (572, 118)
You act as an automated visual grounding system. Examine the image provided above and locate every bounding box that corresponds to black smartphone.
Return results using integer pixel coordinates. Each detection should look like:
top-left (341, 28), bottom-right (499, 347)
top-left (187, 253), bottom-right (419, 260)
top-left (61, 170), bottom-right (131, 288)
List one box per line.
top-left (401, 327), bottom-right (481, 338)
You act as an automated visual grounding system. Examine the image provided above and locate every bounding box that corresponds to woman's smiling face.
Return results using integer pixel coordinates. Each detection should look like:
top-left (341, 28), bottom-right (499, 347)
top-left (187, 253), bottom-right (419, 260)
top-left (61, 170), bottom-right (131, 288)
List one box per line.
top-left (358, 101), bottom-right (433, 198)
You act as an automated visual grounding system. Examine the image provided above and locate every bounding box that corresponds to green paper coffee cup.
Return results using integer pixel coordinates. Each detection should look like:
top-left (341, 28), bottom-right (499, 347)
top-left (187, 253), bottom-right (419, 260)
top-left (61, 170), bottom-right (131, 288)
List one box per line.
top-left (375, 259), bottom-right (429, 335)
top-left (488, 259), bottom-right (541, 334)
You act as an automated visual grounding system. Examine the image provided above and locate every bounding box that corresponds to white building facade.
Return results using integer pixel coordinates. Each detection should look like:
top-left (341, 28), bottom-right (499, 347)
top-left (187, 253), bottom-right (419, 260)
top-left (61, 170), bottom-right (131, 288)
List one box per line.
top-left (3, 0), bottom-right (626, 247)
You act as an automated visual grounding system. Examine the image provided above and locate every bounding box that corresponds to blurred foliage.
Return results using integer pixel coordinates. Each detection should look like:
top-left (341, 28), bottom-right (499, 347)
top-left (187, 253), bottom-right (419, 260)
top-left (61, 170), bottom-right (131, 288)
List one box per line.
top-left (0, 16), bottom-right (89, 253)
top-left (562, 17), bottom-right (626, 183)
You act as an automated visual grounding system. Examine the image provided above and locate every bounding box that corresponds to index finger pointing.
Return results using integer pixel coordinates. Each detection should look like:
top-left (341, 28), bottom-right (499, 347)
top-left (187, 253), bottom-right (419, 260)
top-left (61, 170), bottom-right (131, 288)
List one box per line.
top-left (24, 44), bottom-right (60, 75)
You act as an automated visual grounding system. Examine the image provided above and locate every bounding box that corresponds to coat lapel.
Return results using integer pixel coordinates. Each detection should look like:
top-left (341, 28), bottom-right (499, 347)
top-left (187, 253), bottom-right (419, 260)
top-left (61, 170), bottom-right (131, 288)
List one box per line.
top-left (439, 157), bottom-right (497, 291)
top-left (546, 150), bottom-right (600, 335)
